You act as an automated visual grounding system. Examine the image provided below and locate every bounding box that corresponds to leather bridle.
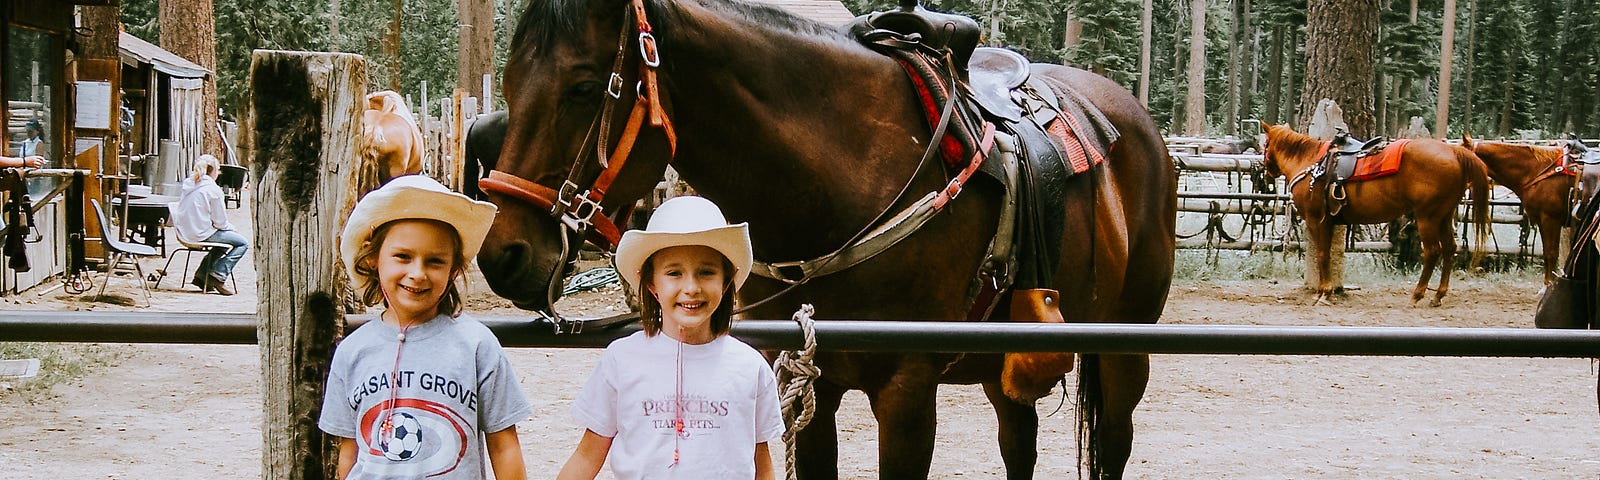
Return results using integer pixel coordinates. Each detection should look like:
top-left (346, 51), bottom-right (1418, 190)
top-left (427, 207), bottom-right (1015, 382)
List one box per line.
top-left (478, 0), bottom-right (675, 328)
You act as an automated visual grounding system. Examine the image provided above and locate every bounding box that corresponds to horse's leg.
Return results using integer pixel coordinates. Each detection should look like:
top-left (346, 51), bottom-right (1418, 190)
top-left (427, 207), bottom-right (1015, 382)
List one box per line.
top-left (1304, 218), bottom-right (1336, 304)
top-left (981, 382), bottom-right (1038, 480)
top-left (866, 355), bottom-right (944, 479)
top-left (1540, 215), bottom-right (1564, 285)
top-left (1411, 216), bottom-right (1443, 306)
top-left (1090, 353), bottom-right (1150, 480)
top-left (795, 379), bottom-right (847, 480)
top-left (1431, 217), bottom-right (1459, 307)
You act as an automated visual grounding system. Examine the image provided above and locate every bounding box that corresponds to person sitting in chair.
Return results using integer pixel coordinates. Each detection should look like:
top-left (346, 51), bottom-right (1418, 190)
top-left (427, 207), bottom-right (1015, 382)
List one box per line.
top-left (173, 154), bottom-right (248, 295)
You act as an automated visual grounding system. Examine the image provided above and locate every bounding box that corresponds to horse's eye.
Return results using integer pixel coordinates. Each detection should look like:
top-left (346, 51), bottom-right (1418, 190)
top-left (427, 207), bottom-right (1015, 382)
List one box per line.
top-left (565, 81), bottom-right (602, 102)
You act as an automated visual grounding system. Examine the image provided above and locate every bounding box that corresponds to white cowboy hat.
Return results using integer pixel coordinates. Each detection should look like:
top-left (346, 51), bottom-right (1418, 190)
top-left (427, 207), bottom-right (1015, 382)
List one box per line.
top-left (339, 175), bottom-right (497, 291)
top-left (614, 195), bottom-right (752, 292)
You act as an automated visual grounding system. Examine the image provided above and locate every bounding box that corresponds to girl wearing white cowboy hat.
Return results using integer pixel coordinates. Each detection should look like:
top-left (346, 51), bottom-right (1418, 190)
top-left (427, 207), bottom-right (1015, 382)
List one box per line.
top-left (319, 176), bottom-right (532, 480)
top-left (559, 195), bottom-right (783, 480)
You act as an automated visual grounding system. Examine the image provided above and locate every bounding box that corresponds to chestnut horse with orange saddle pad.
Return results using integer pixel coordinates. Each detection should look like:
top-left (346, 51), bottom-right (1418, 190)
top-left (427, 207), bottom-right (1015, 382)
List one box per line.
top-left (1262, 124), bottom-right (1490, 306)
top-left (1462, 135), bottom-right (1583, 285)
top-left (361, 90), bottom-right (424, 183)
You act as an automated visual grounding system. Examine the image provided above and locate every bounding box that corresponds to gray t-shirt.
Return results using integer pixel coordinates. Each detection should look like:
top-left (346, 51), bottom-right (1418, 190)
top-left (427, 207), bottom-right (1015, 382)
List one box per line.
top-left (319, 314), bottom-right (532, 479)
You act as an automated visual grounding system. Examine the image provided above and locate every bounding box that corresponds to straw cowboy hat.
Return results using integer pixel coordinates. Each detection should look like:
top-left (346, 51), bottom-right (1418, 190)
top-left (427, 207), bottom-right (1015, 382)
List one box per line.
top-left (339, 175), bottom-right (497, 291)
top-left (614, 195), bottom-right (752, 292)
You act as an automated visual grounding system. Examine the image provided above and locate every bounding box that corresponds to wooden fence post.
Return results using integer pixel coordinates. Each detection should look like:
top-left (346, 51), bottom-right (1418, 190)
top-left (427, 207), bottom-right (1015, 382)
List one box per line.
top-left (1306, 99), bottom-right (1347, 292)
top-left (249, 50), bottom-right (368, 479)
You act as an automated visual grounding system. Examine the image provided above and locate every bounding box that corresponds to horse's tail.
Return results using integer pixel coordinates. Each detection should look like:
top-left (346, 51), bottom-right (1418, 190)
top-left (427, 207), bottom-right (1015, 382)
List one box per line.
top-left (1459, 146), bottom-right (1492, 268)
top-left (1076, 353), bottom-right (1104, 480)
top-left (361, 120), bottom-right (388, 178)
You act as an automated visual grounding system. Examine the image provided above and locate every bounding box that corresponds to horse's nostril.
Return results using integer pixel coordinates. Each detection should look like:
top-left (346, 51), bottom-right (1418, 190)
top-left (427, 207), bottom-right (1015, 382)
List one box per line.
top-left (495, 241), bottom-right (530, 273)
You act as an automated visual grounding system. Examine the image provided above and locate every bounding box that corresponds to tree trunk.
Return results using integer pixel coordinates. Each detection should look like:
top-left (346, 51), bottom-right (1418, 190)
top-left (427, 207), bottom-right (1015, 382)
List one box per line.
top-left (1240, 0), bottom-right (1256, 122)
top-left (1138, 0), bottom-right (1154, 106)
top-left (1435, 0), bottom-right (1458, 138)
top-left (386, 0), bottom-right (403, 91)
top-left (459, 0), bottom-right (495, 104)
top-left (160, 0), bottom-right (221, 156)
top-left (250, 50), bottom-right (368, 480)
top-left (1265, 24), bottom-right (1284, 124)
top-left (1462, 0), bottom-right (1475, 132)
top-left (1184, 0), bottom-right (1208, 135)
top-left (1224, 0), bottom-right (1241, 135)
top-left (1287, 28), bottom-right (1303, 128)
top-left (1298, 0), bottom-right (1379, 138)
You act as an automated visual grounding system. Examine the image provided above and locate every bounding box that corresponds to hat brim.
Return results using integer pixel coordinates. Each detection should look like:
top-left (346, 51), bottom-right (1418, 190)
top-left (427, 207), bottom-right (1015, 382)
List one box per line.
top-left (613, 223), bottom-right (752, 293)
top-left (339, 180), bottom-right (497, 292)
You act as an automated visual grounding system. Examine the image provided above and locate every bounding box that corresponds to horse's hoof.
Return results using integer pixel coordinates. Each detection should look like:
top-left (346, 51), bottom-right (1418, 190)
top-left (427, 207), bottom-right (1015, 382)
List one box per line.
top-left (1429, 298), bottom-right (1444, 308)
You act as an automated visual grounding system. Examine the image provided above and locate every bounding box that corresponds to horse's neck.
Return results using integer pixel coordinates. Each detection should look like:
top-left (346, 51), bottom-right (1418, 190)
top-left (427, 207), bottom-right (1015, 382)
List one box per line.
top-left (660, 5), bottom-right (937, 258)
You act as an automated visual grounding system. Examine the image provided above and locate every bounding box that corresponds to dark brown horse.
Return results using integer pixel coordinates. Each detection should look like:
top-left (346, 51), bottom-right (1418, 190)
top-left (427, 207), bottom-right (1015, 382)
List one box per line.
top-left (1262, 124), bottom-right (1490, 306)
top-left (478, 0), bottom-right (1174, 477)
top-left (1462, 135), bottom-right (1576, 285)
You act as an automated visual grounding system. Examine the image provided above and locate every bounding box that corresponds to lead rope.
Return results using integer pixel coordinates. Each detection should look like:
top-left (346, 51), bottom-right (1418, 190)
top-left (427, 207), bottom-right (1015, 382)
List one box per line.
top-left (773, 304), bottom-right (819, 480)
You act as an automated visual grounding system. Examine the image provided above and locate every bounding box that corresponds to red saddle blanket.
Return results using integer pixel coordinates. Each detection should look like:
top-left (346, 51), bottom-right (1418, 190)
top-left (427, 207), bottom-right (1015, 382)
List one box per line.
top-left (1349, 139), bottom-right (1409, 182)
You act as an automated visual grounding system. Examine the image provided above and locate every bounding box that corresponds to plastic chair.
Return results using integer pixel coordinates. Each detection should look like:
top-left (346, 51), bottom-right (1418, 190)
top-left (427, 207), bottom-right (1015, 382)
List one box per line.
top-left (89, 199), bottom-right (157, 306)
top-left (156, 202), bottom-right (237, 292)
top-left (216, 164), bottom-right (248, 209)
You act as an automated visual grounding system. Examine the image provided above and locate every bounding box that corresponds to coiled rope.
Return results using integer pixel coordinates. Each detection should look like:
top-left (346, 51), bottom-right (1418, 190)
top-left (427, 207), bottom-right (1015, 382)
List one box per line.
top-left (773, 304), bottom-right (820, 480)
top-left (561, 267), bottom-right (619, 296)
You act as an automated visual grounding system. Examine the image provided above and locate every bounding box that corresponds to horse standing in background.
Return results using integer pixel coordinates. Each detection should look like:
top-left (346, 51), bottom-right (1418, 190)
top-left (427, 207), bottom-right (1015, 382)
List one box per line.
top-left (1262, 124), bottom-right (1490, 306)
top-left (360, 90), bottom-right (424, 183)
top-left (1462, 135), bottom-right (1578, 285)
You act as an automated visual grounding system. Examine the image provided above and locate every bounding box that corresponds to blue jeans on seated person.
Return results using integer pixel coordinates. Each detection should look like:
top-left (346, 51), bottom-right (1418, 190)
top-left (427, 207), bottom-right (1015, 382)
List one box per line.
top-left (202, 229), bottom-right (249, 280)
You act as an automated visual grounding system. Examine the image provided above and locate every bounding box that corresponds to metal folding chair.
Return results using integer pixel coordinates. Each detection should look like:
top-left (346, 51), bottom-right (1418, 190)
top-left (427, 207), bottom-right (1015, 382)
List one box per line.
top-left (89, 199), bottom-right (157, 306)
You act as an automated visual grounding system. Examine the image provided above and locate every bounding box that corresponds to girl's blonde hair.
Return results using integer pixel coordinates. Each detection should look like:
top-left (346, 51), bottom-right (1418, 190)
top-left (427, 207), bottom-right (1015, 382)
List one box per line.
top-left (349, 218), bottom-right (467, 317)
top-left (636, 252), bottom-right (737, 337)
top-left (190, 154), bottom-right (220, 183)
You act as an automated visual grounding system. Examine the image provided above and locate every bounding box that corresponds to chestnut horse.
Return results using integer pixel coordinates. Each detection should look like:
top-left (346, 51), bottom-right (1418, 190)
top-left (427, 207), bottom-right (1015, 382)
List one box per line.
top-left (360, 90), bottom-right (424, 183)
top-left (478, 0), bottom-right (1174, 477)
top-left (1461, 135), bottom-right (1575, 285)
top-left (1262, 124), bottom-right (1490, 306)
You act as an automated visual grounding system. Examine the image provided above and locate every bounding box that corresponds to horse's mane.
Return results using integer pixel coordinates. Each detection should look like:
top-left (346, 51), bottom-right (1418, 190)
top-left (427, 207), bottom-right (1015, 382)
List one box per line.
top-left (1267, 124), bottom-right (1324, 162)
top-left (511, 0), bottom-right (845, 58)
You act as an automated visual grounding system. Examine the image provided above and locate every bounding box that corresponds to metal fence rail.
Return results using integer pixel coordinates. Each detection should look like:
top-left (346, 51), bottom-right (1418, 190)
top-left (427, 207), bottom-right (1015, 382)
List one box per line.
top-left (4, 311), bottom-right (1598, 357)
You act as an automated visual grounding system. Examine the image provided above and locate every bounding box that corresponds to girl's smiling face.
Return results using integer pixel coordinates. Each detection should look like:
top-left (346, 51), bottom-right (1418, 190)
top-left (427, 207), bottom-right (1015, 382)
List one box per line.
top-left (374, 220), bottom-right (460, 325)
top-left (647, 245), bottom-right (729, 344)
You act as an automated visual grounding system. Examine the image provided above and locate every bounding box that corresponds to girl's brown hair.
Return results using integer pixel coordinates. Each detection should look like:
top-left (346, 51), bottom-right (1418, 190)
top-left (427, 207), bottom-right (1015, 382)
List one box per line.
top-left (350, 218), bottom-right (467, 317)
top-left (637, 253), bottom-right (737, 337)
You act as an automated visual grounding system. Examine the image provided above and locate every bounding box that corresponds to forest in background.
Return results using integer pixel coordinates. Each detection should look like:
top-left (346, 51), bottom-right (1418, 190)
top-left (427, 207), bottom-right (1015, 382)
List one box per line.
top-left (120, 0), bottom-right (1599, 139)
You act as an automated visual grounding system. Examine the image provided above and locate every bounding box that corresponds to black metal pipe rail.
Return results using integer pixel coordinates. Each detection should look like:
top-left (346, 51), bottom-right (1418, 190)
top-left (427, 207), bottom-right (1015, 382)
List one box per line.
top-left (3, 311), bottom-right (1598, 358)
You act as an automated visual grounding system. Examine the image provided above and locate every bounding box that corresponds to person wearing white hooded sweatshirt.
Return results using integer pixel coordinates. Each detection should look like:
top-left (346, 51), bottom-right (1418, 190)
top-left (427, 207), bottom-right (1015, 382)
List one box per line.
top-left (173, 154), bottom-right (249, 295)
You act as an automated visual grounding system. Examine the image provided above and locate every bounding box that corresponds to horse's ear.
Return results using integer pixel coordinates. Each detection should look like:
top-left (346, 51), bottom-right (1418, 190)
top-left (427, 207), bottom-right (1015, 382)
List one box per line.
top-left (1462, 132), bottom-right (1474, 148)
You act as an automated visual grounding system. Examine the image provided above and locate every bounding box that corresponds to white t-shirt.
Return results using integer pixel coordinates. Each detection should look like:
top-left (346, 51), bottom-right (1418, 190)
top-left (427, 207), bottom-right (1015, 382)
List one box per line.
top-left (572, 331), bottom-right (784, 479)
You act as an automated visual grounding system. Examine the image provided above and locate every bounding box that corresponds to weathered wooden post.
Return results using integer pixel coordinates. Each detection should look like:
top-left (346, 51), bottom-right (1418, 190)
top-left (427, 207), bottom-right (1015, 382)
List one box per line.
top-left (249, 50), bottom-right (367, 479)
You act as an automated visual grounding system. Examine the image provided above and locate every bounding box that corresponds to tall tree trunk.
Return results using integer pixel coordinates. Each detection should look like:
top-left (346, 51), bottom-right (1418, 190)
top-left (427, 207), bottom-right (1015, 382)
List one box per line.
top-left (1224, 0), bottom-right (1241, 135)
top-left (1498, 62), bottom-right (1515, 137)
top-left (1287, 28), bottom-right (1303, 128)
top-left (160, 0), bottom-right (221, 156)
top-left (1240, 0), bottom-right (1256, 122)
top-left (1139, 0), bottom-right (1154, 105)
top-left (385, 0), bottom-right (403, 91)
top-left (1461, 0), bottom-right (1475, 133)
top-left (1265, 24), bottom-right (1284, 124)
top-left (1184, 0), bottom-right (1208, 135)
top-left (1299, 0), bottom-right (1378, 137)
top-left (1435, 0), bottom-right (1458, 138)
top-left (1173, 22), bottom-right (1188, 134)
top-left (459, 0), bottom-right (495, 104)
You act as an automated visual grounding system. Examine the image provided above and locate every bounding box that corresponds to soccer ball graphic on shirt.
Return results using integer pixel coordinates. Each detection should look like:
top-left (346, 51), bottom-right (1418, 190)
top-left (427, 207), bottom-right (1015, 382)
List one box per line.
top-left (379, 412), bottom-right (424, 461)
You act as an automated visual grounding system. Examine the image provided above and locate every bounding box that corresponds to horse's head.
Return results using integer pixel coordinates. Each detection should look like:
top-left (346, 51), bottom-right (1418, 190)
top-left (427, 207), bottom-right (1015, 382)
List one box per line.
top-left (1260, 123), bottom-right (1290, 178)
top-left (477, 0), bottom-right (677, 310)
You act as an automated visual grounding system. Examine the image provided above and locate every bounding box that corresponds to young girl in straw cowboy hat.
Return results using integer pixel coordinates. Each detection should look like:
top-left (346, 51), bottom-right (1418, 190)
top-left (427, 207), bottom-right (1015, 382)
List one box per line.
top-left (558, 195), bottom-right (784, 480)
top-left (319, 176), bottom-right (532, 480)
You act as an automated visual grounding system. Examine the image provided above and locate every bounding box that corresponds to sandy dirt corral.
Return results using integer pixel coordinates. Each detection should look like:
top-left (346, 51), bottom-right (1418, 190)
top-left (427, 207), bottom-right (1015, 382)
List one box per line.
top-left (2, 198), bottom-right (1598, 479)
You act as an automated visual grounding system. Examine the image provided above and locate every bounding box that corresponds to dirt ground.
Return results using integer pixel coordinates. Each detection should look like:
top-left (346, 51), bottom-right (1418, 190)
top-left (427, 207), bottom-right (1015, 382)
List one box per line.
top-left (3, 197), bottom-right (1598, 479)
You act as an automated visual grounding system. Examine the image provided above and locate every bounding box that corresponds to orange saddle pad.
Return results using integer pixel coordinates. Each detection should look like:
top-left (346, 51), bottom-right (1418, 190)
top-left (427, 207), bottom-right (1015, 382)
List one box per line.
top-left (1348, 139), bottom-right (1409, 182)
